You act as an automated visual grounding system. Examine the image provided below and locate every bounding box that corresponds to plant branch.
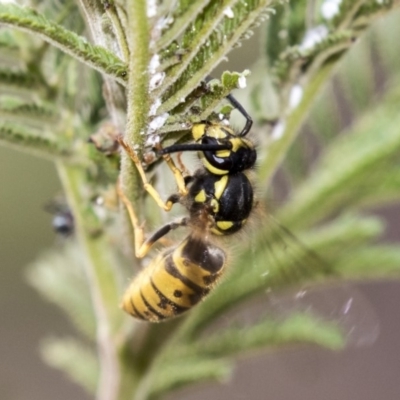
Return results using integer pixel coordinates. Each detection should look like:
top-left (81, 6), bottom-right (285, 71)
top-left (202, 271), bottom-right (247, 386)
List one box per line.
top-left (258, 62), bottom-right (335, 186)
top-left (155, 0), bottom-right (212, 51)
top-left (118, 0), bottom-right (151, 221)
top-left (57, 162), bottom-right (124, 400)
top-left (156, 0), bottom-right (276, 115)
top-left (0, 122), bottom-right (69, 160)
top-left (105, 3), bottom-right (130, 62)
top-left (0, 3), bottom-right (127, 85)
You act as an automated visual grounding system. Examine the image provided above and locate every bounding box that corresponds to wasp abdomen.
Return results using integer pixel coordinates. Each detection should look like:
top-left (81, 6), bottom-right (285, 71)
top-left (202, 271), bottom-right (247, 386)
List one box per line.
top-left (121, 235), bottom-right (226, 322)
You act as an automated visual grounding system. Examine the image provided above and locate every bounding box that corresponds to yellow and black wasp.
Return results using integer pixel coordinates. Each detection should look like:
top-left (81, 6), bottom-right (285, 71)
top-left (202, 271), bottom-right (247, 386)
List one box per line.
top-left (116, 87), bottom-right (378, 347)
top-left (117, 92), bottom-right (257, 322)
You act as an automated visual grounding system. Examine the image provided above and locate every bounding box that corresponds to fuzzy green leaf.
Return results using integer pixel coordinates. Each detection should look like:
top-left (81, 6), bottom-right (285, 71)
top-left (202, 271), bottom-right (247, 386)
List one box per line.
top-left (0, 68), bottom-right (43, 94)
top-left (26, 241), bottom-right (97, 340)
top-left (0, 96), bottom-right (58, 127)
top-left (156, 0), bottom-right (279, 115)
top-left (0, 121), bottom-right (69, 159)
top-left (332, 0), bottom-right (395, 28)
top-left (186, 313), bottom-right (345, 358)
top-left (149, 314), bottom-right (344, 399)
top-left (41, 337), bottom-right (99, 394)
top-left (270, 0), bottom-right (399, 83)
top-left (156, 0), bottom-right (212, 50)
top-left (335, 245), bottom-right (400, 277)
top-left (279, 80), bottom-right (400, 229)
top-left (0, 3), bottom-right (127, 84)
top-left (149, 357), bottom-right (231, 400)
top-left (350, 164), bottom-right (400, 208)
top-left (156, 70), bottom-right (251, 137)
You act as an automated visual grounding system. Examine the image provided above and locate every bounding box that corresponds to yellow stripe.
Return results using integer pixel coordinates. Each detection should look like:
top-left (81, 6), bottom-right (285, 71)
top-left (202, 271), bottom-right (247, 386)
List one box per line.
top-left (121, 265), bottom-right (147, 316)
top-left (121, 253), bottom-right (165, 320)
top-left (242, 138), bottom-right (254, 149)
top-left (206, 125), bottom-right (227, 139)
top-left (141, 281), bottom-right (176, 317)
top-left (214, 175), bottom-right (228, 200)
top-left (216, 220), bottom-right (234, 231)
top-left (215, 149), bottom-right (230, 158)
top-left (204, 159), bottom-right (228, 175)
top-left (192, 124), bottom-right (206, 140)
top-left (131, 290), bottom-right (151, 319)
top-left (152, 263), bottom-right (197, 308)
top-left (194, 189), bottom-right (206, 203)
top-left (208, 125), bottom-right (235, 139)
top-left (120, 294), bottom-right (140, 317)
top-left (230, 137), bottom-right (243, 152)
top-left (173, 242), bottom-right (212, 288)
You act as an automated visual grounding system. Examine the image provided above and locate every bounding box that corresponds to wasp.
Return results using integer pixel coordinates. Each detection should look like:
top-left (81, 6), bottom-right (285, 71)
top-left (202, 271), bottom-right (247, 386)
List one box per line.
top-left (117, 92), bottom-right (256, 322)
top-left (116, 93), bottom-right (378, 347)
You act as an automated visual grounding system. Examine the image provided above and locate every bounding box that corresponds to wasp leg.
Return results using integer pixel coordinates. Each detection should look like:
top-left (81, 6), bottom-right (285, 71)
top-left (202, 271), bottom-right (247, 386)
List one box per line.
top-left (154, 142), bottom-right (188, 196)
top-left (117, 180), bottom-right (147, 258)
top-left (176, 151), bottom-right (191, 177)
top-left (118, 136), bottom-right (187, 211)
top-left (117, 179), bottom-right (187, 258)
top-left (139, 216), bottom-right (188, 258)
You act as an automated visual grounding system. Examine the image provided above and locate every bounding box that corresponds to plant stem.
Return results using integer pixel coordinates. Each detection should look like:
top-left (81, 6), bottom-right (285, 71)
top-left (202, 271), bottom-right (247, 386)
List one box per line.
top-left (118, 0), bottom-right (151, 240)
top-left (57, 161), bottom-right (124, 400)
top-left (125, 0), bottom-right (150, 148)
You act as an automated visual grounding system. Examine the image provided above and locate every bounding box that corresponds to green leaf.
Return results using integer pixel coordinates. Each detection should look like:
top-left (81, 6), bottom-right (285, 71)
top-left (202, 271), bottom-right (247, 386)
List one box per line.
top-left (149, 314), bottom-right (344, 399)
top-left (335, 245), bottom-right (400, 278)
top-left (41, 337), bottom-right (99, 394)
top-left (0, 68), bottom-right (42, 94)
top-left (279, 80), bottom-right (400, 229)
top-left (156, 0), bottom-right (213, 50)
top-left (0, 121), bottom-right (69, 159)
top-left (156, 0), bottom-right (279, 115)
top-left (186, 313), bottom-right (345, 357)
top-left (0, 4), bottom-right (127, 84)
top-left (0, 96), bottom-right (58, 127)
top-left (26, 241), bottom-right (97, 340)
top-left (149, 357), bottom-right (231, 400)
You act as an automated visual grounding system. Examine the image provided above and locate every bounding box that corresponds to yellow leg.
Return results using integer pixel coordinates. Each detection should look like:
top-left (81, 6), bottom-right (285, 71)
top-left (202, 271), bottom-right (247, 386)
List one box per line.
top-left (116, 180), bottom-right (148, 258)
top-left (176, 152), bottom-right (191, 177)
top-left (154, 142), bottom-right (188, 195)
top-left (118, 137), bottom-right (187, 212)
top-left (117, 180), bottom-right (187, 258)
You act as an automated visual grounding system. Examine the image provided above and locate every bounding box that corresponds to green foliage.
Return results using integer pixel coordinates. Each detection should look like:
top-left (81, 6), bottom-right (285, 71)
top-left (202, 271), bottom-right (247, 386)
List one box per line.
top-left (0, 3), bottom-right (127, 83)
top-left (280, 80), bottom-right (400, 228)
top-left (26, 241), bottom-right (97, 339)
top-left (0, 121), bottom-right (67, 158)
top-left (155, 0), bottom-right (278, 115)
top-left (1, 1), bottom-right (400, 400)
top-left (41, 337), bottom-right (99, 395)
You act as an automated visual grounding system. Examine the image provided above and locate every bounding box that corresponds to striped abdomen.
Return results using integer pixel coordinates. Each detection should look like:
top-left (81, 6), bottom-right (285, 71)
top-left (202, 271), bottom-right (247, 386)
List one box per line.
top-left (121, 234), bottom-right (227, 322)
